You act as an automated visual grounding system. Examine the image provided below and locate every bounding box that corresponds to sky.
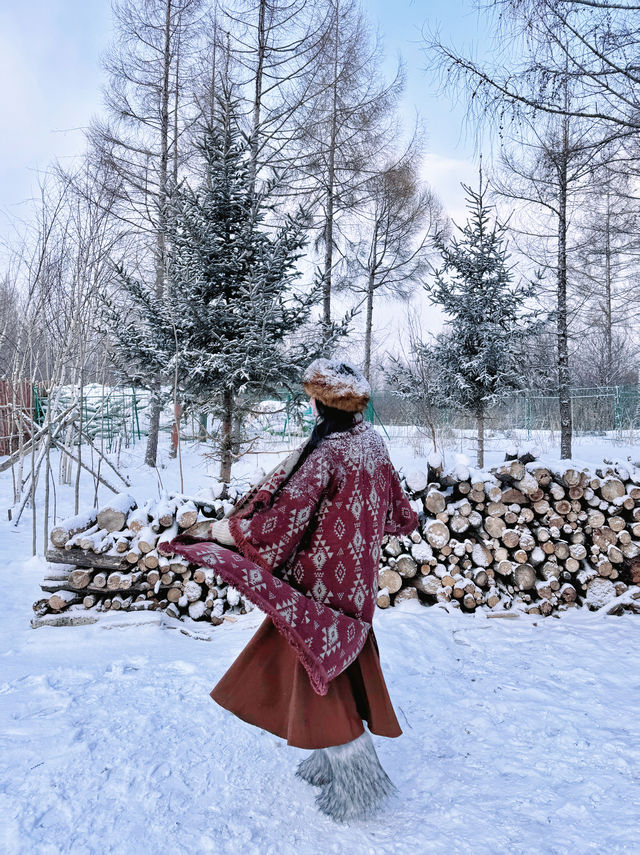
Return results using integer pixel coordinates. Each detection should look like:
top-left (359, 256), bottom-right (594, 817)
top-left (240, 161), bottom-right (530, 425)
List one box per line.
top-left (0, 0), bottom-right (113, 241)
top-left (0, 0), bottom-right (491, 237)
top-left (0, 0), bottom-right (492, 357)
top-left (369, 0), bottom-right (490, 214)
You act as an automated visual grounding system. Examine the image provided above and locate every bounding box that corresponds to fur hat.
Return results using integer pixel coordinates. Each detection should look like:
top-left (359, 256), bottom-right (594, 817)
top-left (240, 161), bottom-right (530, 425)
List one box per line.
top-left (302, 358), bottom-right (371, 413)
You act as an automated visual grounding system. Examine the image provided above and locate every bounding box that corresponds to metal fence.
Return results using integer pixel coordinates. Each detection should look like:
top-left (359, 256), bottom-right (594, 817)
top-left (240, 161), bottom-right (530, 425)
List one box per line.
top-left (17, 382), bottom-right (640, 457)
top-left (51, 385), bottom-right (145, 452)
top-left (367, 385), bottom-right (640, 439)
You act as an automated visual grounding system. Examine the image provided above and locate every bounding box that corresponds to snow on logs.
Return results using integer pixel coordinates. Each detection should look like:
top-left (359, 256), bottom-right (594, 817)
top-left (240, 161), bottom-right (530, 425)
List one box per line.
top-left (96, 493), bottom-right (137, 532)
top-left (34, 452), bottom-right (640, 626)
top-left (50, 510), bottom-right (98, 548)
top-left (35, 489), bottom-right (254, 626)
top-left (377, 452), bottom-right (640, 616)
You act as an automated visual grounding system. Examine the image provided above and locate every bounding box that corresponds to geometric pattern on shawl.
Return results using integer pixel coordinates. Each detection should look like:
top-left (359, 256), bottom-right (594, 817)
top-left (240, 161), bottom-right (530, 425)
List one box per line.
top-left (160, 422), bottom-right (417, 696)
top-left (159, 539), bottom-right (370, 696)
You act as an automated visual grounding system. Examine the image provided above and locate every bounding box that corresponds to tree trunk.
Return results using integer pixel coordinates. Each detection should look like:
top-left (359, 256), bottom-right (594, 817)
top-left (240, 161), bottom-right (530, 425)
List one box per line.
top-left (145, 0), bottom-right (172, 468)
top-left (364, 220), bottom-right (379, 381)
top-left (249, 0), bottom-right (266, 199)
top-left (144, 385), bottom-right (163, 468)
top-left (476, 403), bottom-right (485, 468)
top-left (557, 114), bottom-right (572, 459)
top-left (322, 6), bottom-right (340, 340)
top-left (323, 171), bottom-right (335, 338)
top-left (173, 23), bottom-right (180, 186)
top-left (364, 270), bottom-right (375, 381)
top-left (231, 411), bottom-right (242, 458)
top-left (604, 186), bottom-right (613, 384)
top-left (74, 367), bottom-right (84, 514)
top-left (219, 388), bottom-right (234, 483)
top-left (169, 400), bottom-right (181, 459)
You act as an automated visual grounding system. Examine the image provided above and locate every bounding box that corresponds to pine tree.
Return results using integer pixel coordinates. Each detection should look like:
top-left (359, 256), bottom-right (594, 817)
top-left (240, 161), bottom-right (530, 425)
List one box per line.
top-left (425, 174), bottom-right (544, 467)
top-left (103, 85), bottom-right (335, 481)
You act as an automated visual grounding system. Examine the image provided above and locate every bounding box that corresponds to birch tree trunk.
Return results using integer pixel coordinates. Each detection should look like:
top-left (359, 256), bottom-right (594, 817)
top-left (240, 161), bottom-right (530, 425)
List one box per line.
top-left (604, 186), bottom-right (613, 383)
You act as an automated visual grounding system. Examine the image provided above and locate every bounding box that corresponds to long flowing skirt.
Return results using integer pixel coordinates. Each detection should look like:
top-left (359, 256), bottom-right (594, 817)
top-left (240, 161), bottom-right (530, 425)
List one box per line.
top-left (210, 616), bottom-right (403, 749)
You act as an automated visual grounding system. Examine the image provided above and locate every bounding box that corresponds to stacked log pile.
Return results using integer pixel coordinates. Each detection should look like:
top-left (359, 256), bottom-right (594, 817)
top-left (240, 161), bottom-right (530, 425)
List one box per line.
top-left (34, 448), bottom-right (640, 626)
top-left (377, 449), bottom-right (640, 615)
top-left (34, 488), bottom-right (254, 625)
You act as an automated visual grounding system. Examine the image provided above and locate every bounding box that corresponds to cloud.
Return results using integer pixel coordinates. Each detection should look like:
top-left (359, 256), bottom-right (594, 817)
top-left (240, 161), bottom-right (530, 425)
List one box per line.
top-left (421, 152), bottom-right (478, 223)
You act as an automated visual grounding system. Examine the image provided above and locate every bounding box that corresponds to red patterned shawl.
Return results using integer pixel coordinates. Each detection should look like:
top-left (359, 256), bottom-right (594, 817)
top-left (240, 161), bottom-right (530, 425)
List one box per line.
top-left (163, 422), bottom-right (418, 695)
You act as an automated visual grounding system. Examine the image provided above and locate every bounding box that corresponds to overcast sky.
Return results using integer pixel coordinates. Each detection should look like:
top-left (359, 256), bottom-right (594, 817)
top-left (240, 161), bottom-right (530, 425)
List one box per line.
top-left (0, 0), bottom-right (490, 231)
top-left (0, 0), bottom-right (112, 237)
top-left (0, 0), bottom-right (491, 353)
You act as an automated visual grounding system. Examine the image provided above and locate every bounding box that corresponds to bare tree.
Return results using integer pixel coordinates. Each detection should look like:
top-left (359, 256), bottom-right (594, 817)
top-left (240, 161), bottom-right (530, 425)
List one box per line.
top-left (428, 0), bottom-right (640, 137)
top-left (292, 0), bottom-right (404, 338)
top-left (0, 276), bottom-right (23, 377)
top-left (571, 158), bottom-right (640, 384)
top-left (341, 137), bottom-right (445, 380)
top-left (88, 0), bottom-right (204, 467)
top-left (427, 0), bottom-right (625, 457)
top-left (493, 104), bottom-right (601, 457)
top-left (2, 163), bottom-right (126, 552)
top-left (219, 0), bottom-right (332, 192)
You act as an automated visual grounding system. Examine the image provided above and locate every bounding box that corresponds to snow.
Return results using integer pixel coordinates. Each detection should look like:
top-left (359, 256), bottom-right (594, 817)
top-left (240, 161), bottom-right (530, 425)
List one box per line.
top-left (585, 578), bottom-right (617, 609)
top-left (410, 541), bottom-right (433, 563)
top-left (409, 498), bottom-right (423, 515)
top-left (2, 559), bottom-right (639, 853)
top-left (424, 519), bottom-right (450, 549)
top-left (405, 469), bottom-right (428, 493)
top-left (384, 427), bottom-right (640, 478)
top-left (1, 436), bottom-right (640, 853)
top-left (50, 510), bottom-right (98, 535)
top-left (184, 580), bottom-right (203, 602)
top-left (428, 449), bottom-right (442, 468)
top-left (98, 492), bottom-right (137, 514)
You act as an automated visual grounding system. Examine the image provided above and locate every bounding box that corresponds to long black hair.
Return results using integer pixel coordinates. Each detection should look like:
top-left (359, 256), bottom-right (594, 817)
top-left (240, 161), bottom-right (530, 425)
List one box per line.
top-left (275, 399), bottom-right (358, 495)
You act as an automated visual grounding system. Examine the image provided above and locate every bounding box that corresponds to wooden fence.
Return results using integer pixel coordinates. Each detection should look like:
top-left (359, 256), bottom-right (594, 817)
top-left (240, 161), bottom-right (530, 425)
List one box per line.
top-left (0, 379), bottom-right (33, 455)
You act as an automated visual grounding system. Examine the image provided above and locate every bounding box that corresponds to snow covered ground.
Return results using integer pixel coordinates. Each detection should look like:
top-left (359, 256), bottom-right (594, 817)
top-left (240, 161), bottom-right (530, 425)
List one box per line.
top-left (1, 436), bottom-right (640, 854)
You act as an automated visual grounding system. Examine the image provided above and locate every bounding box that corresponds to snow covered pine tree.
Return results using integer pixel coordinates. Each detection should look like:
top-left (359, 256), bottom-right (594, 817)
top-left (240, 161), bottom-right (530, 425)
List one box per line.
top-left (102, 83), bottom-right (333, 480)
top-left (423, 173), bottom-right (544, 466)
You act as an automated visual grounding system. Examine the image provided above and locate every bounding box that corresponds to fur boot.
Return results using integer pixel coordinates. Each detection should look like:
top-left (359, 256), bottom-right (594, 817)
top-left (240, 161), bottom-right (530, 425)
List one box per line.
top-left (314, 731), bottom-right (397, 823)
top-left (295, 749), bottom-right (333, 787)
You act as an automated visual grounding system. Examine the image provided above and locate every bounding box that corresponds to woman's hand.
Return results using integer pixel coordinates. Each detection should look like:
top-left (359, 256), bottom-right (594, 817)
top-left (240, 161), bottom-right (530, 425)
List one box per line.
top-left (209, 518), bottom-right (235, 546)
top-left (182, 521), bottom-right (214, 540)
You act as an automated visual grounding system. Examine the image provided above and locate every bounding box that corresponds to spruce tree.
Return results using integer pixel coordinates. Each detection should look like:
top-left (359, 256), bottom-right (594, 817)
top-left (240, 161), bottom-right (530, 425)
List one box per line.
top-left (103, 85), bottom-right (334, 480)
top-left (425, 175), bottom-right (543, 467)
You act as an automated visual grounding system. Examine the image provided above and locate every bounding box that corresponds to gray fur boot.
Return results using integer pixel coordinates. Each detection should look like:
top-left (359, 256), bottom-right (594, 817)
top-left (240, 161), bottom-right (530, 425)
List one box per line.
top-left (295, 749), bottom-right (333, 787)
top-left (314, 731), bottom-right (397, 823)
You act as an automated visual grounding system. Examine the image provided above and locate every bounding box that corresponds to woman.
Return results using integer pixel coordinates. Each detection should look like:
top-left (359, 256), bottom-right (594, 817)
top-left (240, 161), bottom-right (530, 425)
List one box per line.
top-left (165, 358), bottom-right (418, 822)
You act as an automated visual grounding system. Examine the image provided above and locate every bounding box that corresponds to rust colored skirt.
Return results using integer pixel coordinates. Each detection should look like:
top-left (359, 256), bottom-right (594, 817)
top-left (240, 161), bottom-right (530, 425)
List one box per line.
top-left (210, 616), bottom-right (402, 749)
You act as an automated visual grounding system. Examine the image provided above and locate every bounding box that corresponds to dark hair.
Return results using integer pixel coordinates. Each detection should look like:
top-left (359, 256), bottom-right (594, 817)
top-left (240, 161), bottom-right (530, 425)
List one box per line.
top-left (308, 399), bottom-right (357, 446)
top-left (275, 399), bottom-right (357, 495)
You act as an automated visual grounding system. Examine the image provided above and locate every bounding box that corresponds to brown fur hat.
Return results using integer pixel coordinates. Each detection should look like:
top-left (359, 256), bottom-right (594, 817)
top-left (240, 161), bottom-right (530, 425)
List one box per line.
top-left (302, 358), bottom-right (371, 413)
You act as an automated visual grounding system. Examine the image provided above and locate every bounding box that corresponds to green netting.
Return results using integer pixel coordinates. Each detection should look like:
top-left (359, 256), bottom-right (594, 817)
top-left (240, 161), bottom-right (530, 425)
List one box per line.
top-left (46, 385), bottom-right (145, 452)
top-left (32, 386), bottom-right (45, 427)
top-left (363, 386), bottom-right (640, 441)
top-left (36, 383), bottom-right (640, 449)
